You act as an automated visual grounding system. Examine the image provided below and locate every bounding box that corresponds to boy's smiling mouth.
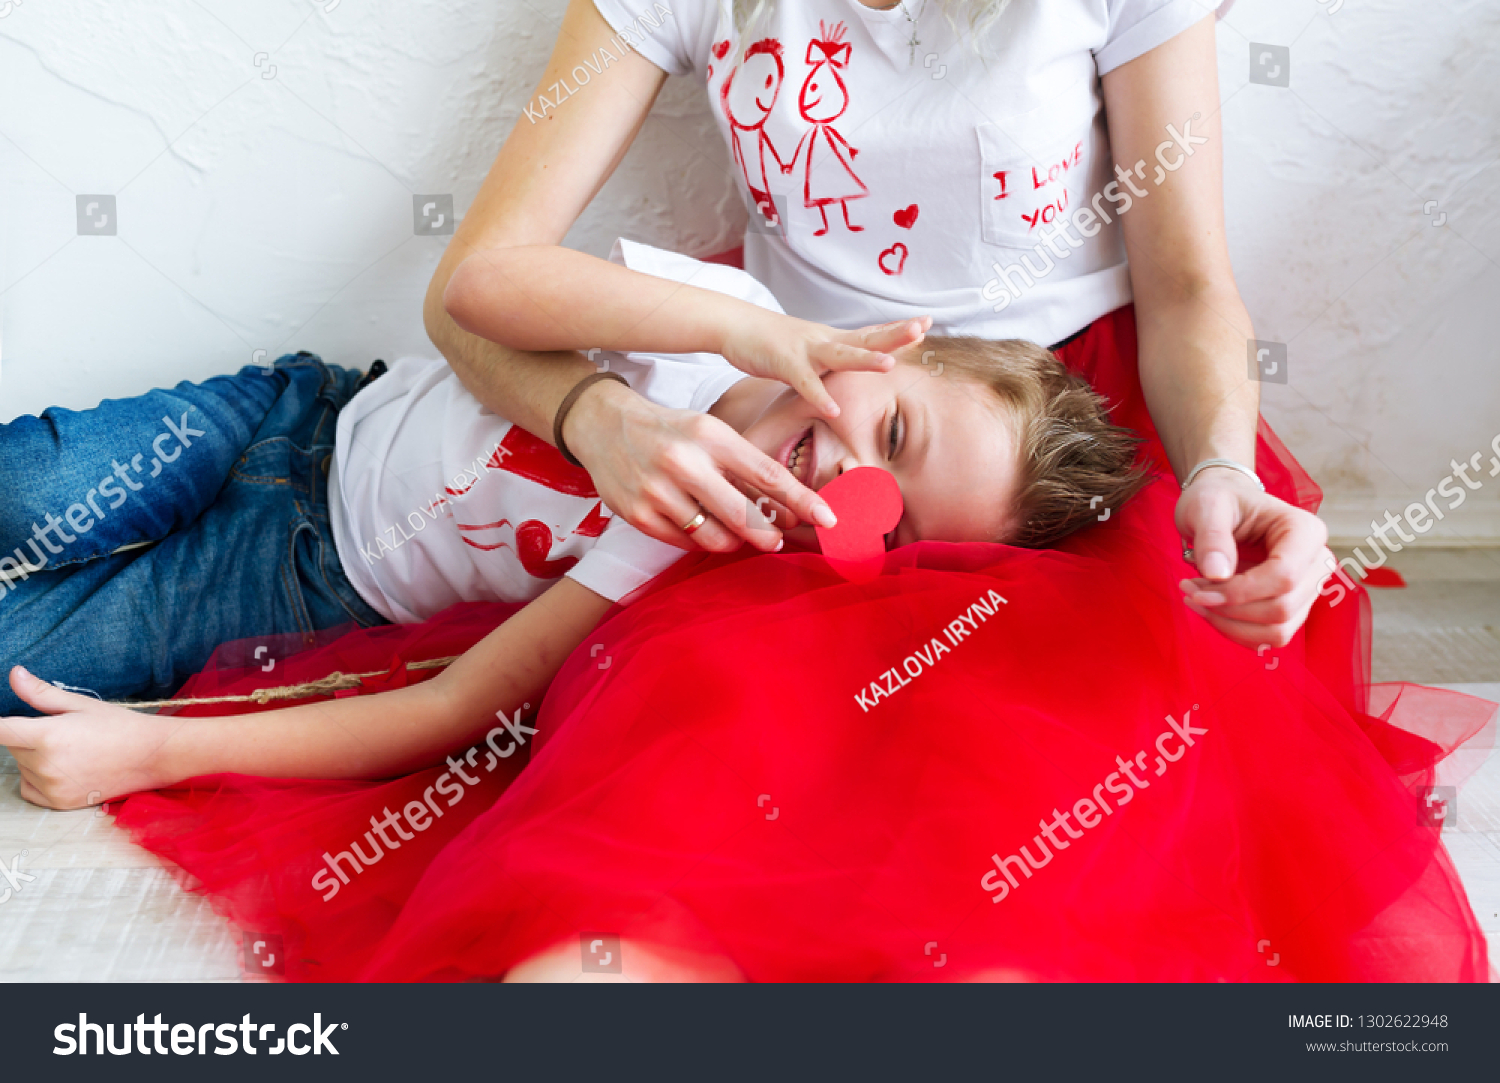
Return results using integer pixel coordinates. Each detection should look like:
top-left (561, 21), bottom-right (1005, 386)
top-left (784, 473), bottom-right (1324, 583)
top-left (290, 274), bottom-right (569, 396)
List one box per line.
top-left (783, 426), bottom-right (817, 486)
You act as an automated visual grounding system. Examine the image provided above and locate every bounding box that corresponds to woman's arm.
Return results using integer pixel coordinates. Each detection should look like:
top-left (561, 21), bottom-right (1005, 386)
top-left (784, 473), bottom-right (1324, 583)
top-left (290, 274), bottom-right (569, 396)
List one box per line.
top-left (421, 0), bottom-right (666, 447)
top-left (444, 244), bottom-right (913, 396)
top-left (1102, 17), bottom-right (1332, 649)
top-left (1, 578), bottom-right (613, 808)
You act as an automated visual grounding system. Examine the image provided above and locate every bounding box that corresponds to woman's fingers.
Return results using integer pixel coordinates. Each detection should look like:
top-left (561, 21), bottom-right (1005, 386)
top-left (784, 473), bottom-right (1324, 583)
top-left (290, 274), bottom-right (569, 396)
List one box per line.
top-left (1175, 483), bottom-right (1332, 645)
top-left (1182, 595), bottom-right (1311, 650)
top-left (707, 425), bottom-right (836, 533)
top-left (1183, 574), bottom-right (1321, 626)
top-left (1182, 528), bottom-right (1329, 613)
top-left (683, 468), bottom-right (783, 552)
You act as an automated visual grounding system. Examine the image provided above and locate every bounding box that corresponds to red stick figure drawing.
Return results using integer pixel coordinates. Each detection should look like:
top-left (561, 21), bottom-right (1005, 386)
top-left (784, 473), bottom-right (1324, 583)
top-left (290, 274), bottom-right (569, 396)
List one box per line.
top-left (721, 38), bottom-right (790, 227)
top-left (789, 21), bottom-right (866, 235)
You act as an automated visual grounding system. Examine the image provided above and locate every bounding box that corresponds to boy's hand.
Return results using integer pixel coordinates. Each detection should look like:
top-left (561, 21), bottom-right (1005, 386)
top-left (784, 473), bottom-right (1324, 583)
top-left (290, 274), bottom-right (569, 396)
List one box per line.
top-left (567, 380), bottom-right (828, 554)
top-left (1, 666), bottom-right (173, 809)
top-left (718, 312), bottom-right (931, 420)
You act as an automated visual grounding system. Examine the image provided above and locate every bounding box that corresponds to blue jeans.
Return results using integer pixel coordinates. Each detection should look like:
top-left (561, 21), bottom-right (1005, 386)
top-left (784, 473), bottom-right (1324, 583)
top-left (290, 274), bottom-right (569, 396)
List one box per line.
top-left (0, 353), bottom-right (387, 715)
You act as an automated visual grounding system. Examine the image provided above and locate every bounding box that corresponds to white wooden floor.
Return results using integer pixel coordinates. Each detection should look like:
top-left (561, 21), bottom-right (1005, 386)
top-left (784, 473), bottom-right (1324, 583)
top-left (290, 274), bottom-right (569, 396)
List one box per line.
top-left (1, 548), bottom-right (1497, 982)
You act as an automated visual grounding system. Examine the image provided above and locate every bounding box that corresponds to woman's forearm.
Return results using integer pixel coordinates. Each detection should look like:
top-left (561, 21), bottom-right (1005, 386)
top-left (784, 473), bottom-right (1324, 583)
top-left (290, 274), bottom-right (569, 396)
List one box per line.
top-left (1101, 17), bottom-right (1260, 482)
top-left (158, 579), bottom-right (614, 784)
top-left (1134, 285), bottom-right (1260, 480)
top-left (424, 263), bottom-right (600, 447)
top-left (442, 244), bottom-right (758, 357)
top-left (415, 0), bottom-right (670, 444)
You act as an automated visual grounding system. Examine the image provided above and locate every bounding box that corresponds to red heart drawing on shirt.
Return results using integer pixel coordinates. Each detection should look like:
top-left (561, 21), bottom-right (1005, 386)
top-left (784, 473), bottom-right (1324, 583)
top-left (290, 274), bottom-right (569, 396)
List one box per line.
top-left (712, 39), bottom-right (731, 59)
top-left (893, 204), bottom-right (919, 229)
top-left (814, 467), bottom-right (904, 584)
top-left (516, 519), bottom-right (579, 579)
top-left (878, 242), bottom-right (908, 276)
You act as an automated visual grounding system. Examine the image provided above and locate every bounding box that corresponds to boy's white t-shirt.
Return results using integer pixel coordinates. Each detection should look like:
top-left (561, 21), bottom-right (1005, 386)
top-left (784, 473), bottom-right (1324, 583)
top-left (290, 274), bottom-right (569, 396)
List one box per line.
top-left (592, 0), bottom-right (1211, 347)
top-left (329, 239), bottom-right (781, 623)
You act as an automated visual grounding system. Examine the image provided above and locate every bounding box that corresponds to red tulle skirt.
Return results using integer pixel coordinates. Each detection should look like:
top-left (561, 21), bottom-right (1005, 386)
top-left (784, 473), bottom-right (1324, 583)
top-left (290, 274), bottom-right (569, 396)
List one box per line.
top-left (116, 307), bottom-right (1494, 981)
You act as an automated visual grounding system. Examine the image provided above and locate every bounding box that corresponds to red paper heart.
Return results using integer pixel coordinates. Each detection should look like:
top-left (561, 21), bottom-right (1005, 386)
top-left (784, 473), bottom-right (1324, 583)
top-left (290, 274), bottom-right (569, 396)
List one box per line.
top-left (878, 242), bottom-right (908, 276)
top-left (712, 39), bottom-right (731, 59)
top-left (893, 203), bottom-right (918, 229)
top-left (814, 467), bottom-right (904, 583)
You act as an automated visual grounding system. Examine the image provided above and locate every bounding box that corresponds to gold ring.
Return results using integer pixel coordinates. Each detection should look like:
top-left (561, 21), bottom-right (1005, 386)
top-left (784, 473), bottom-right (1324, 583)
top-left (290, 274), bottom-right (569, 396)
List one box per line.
top-left (681, 511), bottom-right (708, 535)
top-left (1182, 544), bottom-right (1195, 563)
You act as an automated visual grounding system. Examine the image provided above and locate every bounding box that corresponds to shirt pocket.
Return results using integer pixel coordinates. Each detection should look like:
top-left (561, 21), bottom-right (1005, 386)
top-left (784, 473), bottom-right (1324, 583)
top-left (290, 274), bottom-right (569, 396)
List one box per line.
top-left (976, 103), bottom-right (1097, 251)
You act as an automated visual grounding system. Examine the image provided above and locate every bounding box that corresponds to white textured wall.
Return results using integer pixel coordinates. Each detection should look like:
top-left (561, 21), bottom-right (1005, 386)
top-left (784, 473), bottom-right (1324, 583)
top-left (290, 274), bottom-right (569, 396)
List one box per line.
top-left (1216, 0), bottom-right (1500, 543)
top-left (2, 0), bottom-right (1496, 542)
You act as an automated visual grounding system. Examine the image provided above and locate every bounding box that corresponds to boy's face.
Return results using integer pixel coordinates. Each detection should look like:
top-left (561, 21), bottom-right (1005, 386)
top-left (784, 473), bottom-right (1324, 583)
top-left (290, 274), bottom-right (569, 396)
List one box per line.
top-left (740, 351), bottom-right (1022, 550)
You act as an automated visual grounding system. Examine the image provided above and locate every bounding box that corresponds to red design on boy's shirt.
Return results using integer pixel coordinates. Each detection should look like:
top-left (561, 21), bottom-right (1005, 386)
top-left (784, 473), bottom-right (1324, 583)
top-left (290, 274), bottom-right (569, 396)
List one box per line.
top-left (574, 501), bottom-right (610, 538)
top-left (992, 170), bottom-right (1010, 199)
top-left (443, 425), bottom-right (602, 576)
top-left (721, 38), bottom-right (791, 227)
top-left (457, 517), bottom-right (578, 578)
top-left (494, 425), bottom-right (598, 498)
top-left (893, 203), bottom-right (918, 229)
top-left (515, 519), bottom-right (579, 578)
top-left (456, 517), bottom-right (514, 552)
top-left (787, 21), bottom-right (866, 236)
top-left (878, 242), bottom-right (907, 276)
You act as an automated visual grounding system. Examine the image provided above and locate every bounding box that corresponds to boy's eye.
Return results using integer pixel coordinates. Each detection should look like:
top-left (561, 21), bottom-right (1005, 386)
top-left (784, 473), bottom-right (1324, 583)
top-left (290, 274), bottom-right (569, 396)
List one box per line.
top-left (887, 406), bottom-right (903, 459)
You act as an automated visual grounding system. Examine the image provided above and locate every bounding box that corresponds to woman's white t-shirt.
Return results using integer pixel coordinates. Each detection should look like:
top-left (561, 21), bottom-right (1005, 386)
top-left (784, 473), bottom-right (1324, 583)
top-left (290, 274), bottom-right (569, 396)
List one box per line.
top-left (592, 0), bottom-right (1211, 346)
top-left (329, 239), bottom-right (779, 622)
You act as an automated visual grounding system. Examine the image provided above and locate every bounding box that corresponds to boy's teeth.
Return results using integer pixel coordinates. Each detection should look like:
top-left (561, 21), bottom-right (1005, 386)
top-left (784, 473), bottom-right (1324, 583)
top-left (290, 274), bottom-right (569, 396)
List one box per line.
top-left (788, 432), bottom-right (808, 480)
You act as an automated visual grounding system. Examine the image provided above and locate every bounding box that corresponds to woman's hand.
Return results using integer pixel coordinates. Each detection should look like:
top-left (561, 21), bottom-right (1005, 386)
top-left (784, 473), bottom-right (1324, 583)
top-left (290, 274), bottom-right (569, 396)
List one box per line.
top-left (718, 311), bottom-right (932, 419)
top-left (1, 667), bottom-right (174, 809)
top-left (1176, 469), bottom-right (1335, 650)
top-left (565, 380), bottom-right (822, 553)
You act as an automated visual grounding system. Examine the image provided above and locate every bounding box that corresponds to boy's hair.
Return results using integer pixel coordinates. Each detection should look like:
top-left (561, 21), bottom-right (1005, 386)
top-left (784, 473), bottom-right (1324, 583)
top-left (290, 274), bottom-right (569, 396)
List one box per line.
top-left (907, 336), bottom-right (1151, 548)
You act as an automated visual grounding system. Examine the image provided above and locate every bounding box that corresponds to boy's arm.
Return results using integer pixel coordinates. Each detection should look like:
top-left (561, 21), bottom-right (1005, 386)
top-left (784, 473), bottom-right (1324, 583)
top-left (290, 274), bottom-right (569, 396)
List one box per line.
top-left (1, 579), bottom-right (613, 807)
